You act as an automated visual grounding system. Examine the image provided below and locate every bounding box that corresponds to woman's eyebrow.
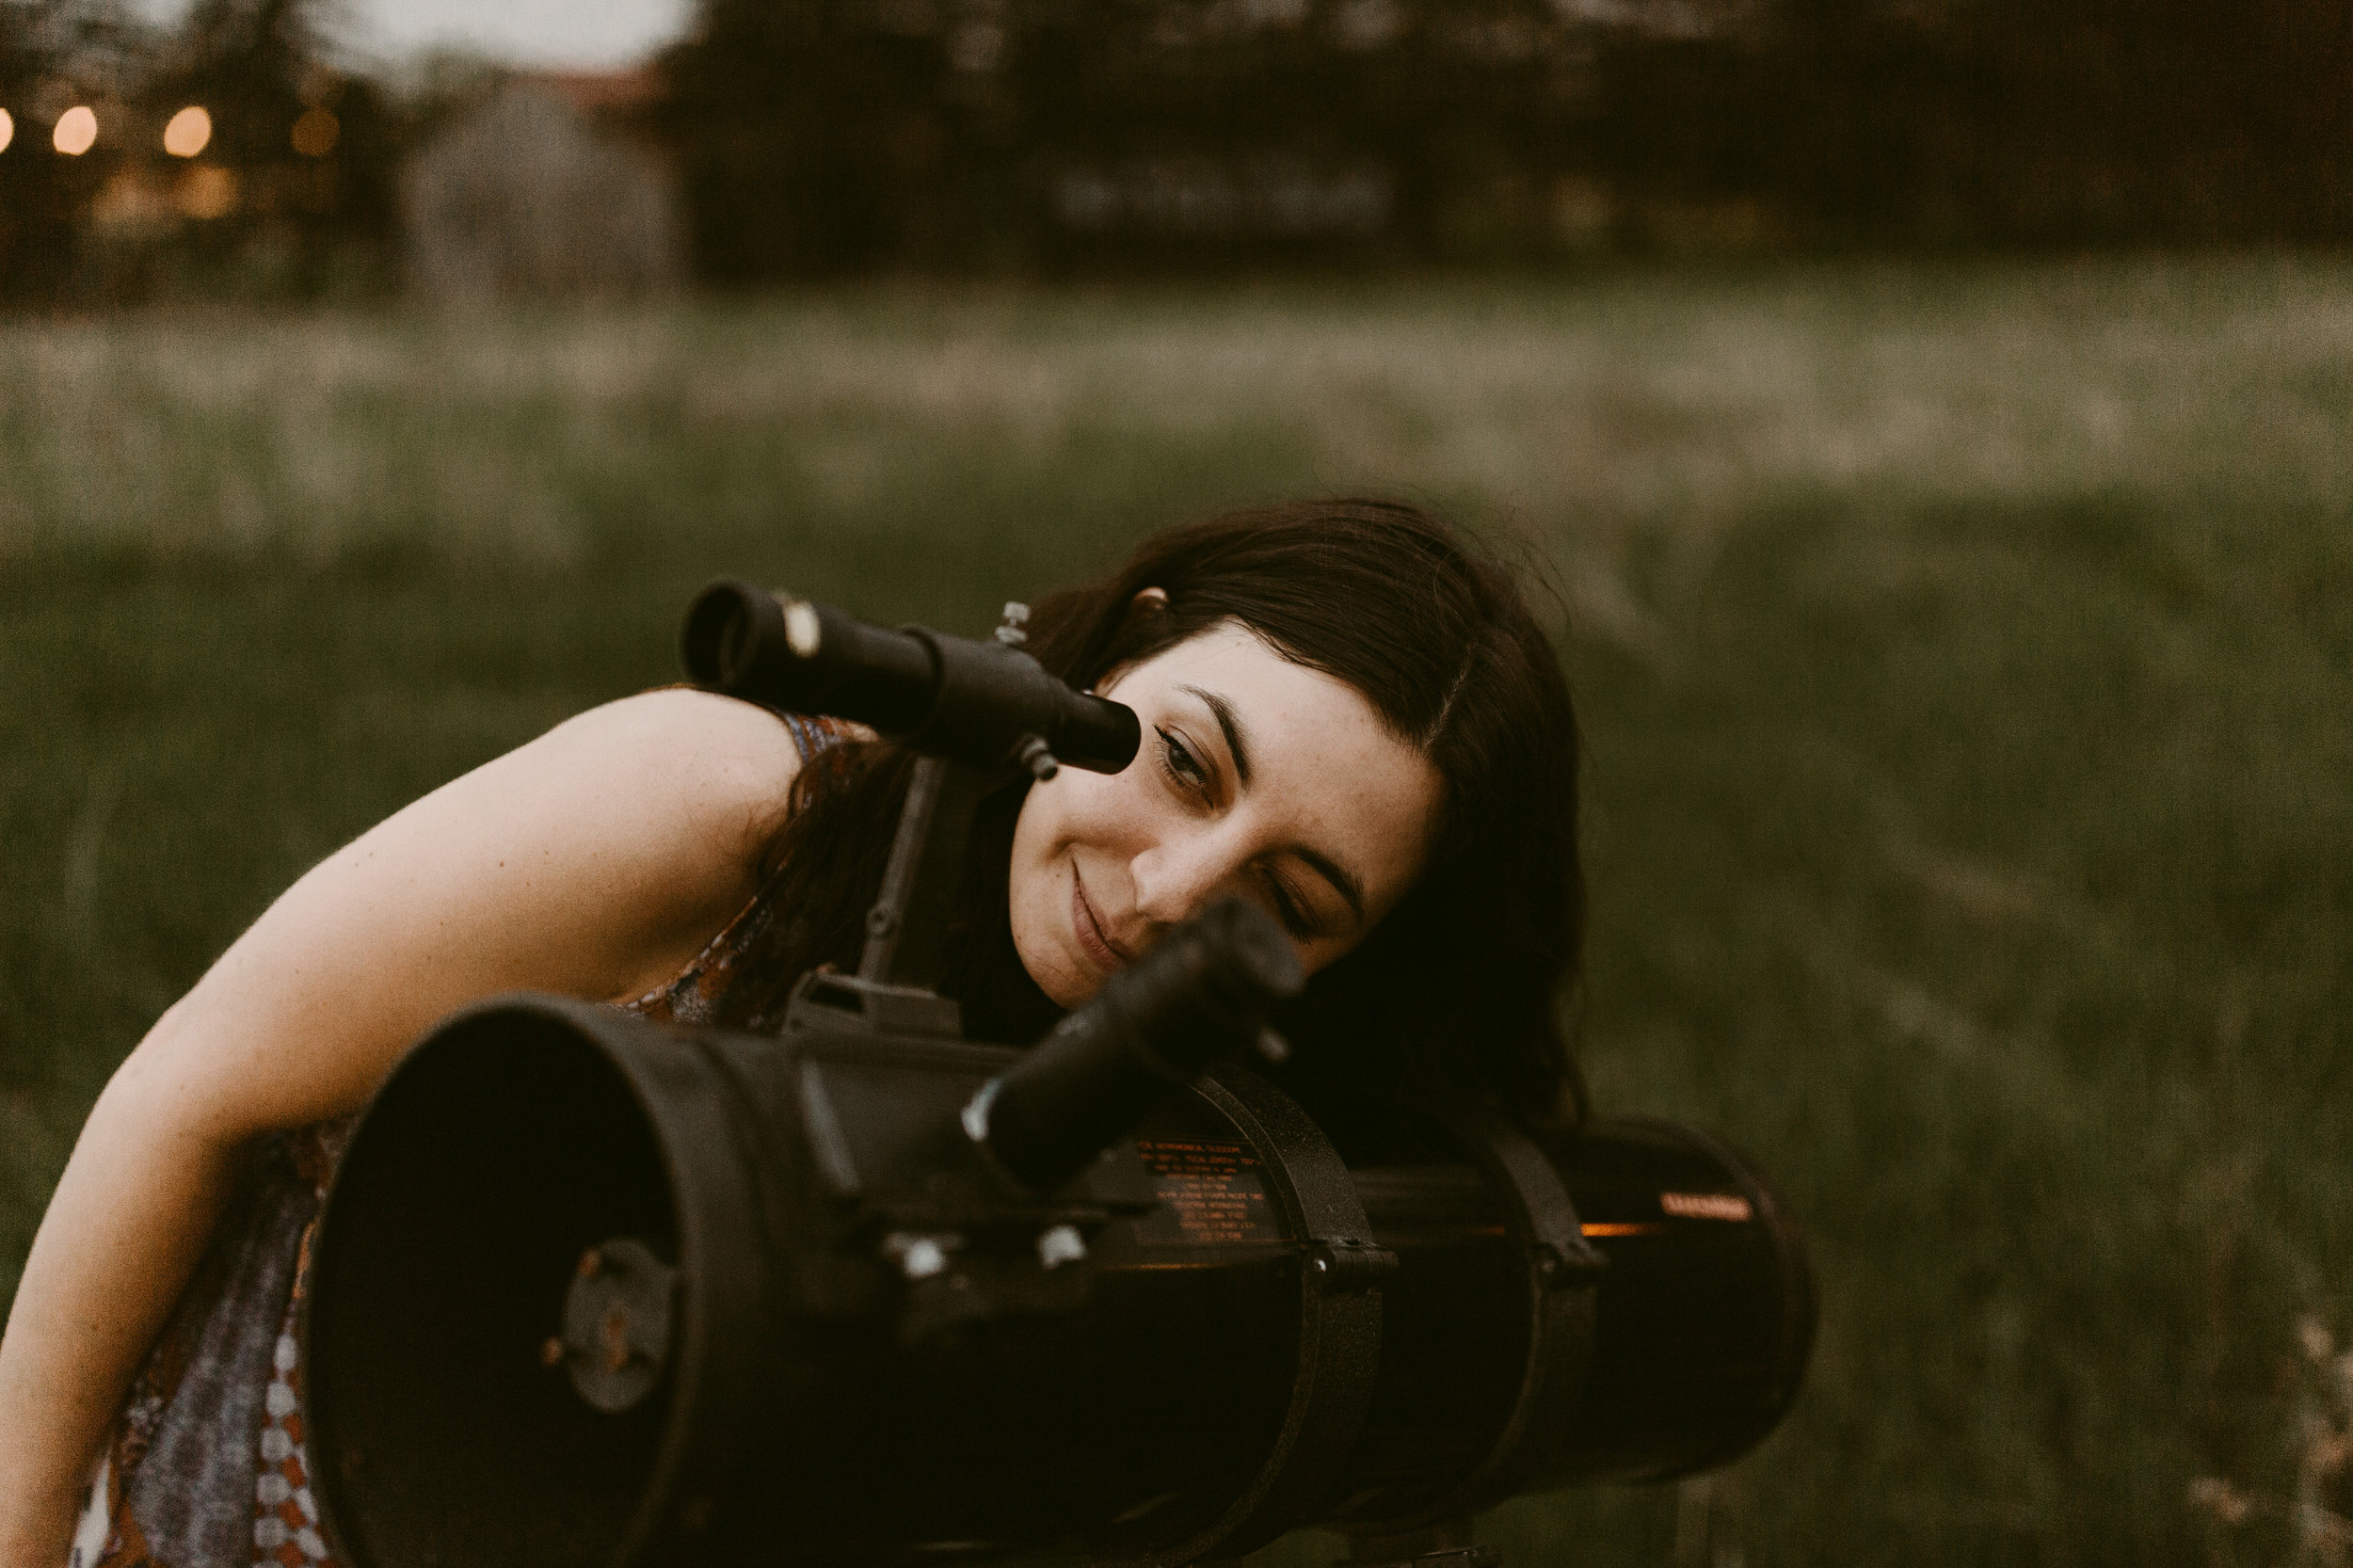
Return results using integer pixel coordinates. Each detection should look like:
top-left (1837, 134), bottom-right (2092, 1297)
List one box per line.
top-left (1178, 684), bottom-right (1251, 786)
top-left (1291, 845), bottom-right (1368, 928)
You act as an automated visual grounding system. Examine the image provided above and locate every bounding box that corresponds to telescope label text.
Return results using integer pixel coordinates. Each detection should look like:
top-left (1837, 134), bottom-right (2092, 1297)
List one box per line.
top-left (1133, 1139), bottom-right (1282, 1244)
top-left (1658, 1192), bottom-right (1753, 1223)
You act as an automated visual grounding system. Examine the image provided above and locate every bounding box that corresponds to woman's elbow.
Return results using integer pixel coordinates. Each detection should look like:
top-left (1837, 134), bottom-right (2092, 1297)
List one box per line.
top-left (89, 1000), bottom-right (268, 1159)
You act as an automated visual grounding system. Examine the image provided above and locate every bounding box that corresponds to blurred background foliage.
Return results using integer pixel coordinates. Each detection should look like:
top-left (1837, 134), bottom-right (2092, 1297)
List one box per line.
top-left (4, 0), bottom-right (2353, 302)
top-left (5, 0), bottom-right (2353, 1564)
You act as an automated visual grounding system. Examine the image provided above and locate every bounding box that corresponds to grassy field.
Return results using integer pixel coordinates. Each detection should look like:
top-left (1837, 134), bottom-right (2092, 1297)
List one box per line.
top-left (4, 258), bottom-right (2350, 1564)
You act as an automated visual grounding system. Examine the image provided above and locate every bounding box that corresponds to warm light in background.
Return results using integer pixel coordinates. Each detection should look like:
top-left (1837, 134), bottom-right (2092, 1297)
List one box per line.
top-left (0, 109), bottom-right (14, 154)
top-left (178, 165), bottom-right (238, 220)
top-left (291, 107), bottom-right (339, 158)
top-left (54, 105), bottom-right (98, 156)
top-left (163, 105), bottom-right (212, 159)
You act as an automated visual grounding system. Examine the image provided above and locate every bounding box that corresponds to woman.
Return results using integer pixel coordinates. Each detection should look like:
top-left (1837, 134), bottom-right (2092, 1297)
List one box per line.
top-left (0, 499), bottom-right (1585, 1567)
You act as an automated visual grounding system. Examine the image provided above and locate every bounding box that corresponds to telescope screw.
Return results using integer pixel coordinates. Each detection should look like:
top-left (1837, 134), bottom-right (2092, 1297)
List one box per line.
top-left (884, 1232), bottom-right (960, 1281)
top-left (1305, 1239), bottom-right (1401, 1293)
top-left (1036, 1224), bottom-right (1087, 1270)
top-left (1531, 1239), bottom-right (1609, 1287)
top-left (783, 599), bottom-right (823, 658)
top-left (995, 601), bottom-right (1031, 648)
top-left (1015, 734), bottom-right (1060, 780)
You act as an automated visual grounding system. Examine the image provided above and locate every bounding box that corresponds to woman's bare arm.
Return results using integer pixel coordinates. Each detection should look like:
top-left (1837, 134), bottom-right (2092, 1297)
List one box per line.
top-left (0, 688), bottom-right (803, 1563)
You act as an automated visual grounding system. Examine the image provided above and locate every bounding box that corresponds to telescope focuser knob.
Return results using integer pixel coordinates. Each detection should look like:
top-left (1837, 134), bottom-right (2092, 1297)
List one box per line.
top-left (1014, 734), bottom-right (1059, 781)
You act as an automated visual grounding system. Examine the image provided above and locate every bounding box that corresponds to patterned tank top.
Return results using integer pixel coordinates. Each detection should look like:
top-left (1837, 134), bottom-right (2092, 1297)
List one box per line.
top-left (72, 712), bottom-right (855, 1568)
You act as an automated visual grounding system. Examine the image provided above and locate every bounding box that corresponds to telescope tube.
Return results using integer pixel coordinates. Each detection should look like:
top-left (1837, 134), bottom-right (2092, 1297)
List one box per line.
top-left (681, 580), bottom-right (1140, 776)
top-left (304, 1010), bottom-right (1813, 1568)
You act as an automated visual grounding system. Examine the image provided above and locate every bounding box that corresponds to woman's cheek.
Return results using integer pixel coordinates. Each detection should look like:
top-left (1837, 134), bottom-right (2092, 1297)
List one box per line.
top-left (1050, 764), bottom-right (1145, 856)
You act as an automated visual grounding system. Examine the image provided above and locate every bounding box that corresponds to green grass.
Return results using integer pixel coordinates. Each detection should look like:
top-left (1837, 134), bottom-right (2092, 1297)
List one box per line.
top-left (5, 257), bottom-right (2351, 1564)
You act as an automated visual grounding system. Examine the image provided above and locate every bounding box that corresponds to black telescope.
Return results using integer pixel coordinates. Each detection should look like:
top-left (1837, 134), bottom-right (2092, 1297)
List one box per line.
top-left (303, 991), bottom-right (1811, 1567)
top-left (299, 591), bottom-right (1815, 1568)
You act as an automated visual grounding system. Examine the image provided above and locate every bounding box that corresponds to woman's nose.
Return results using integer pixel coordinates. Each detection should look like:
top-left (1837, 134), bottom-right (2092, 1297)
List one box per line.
top-left (1128, 837), bottom-right (1236, 930)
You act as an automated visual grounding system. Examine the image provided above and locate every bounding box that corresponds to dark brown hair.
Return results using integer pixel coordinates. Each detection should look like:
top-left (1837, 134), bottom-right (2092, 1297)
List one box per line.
top-left (753, 499), bottom-right (1587, 1125)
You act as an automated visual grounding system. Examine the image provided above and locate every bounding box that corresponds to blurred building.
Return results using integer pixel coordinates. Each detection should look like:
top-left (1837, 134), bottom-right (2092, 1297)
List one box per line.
top-left (11, 0), bottom-right (2352, 300)
top-left (400, 71), bottom-right (685, 304)
top-left (660, 0), bottom-right (2353, 279)
top-left (662, 0), bottom-right (1650, 278)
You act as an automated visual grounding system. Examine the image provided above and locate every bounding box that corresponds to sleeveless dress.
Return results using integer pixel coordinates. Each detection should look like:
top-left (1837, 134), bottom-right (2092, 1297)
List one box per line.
top-left (72, 712), bottom-right (854, 1568)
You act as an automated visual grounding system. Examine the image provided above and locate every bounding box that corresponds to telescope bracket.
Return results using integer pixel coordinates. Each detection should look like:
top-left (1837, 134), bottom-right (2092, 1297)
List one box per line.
top-left (780, 1035), bottom-right (1160, 1341)
top-left (858, 754), bottom-right (995, 991)
top-left (786, 970), bottom-right (963, 1039)
top-left (895, 1247), bottom-right (1096, 1344)
top-left (1302, 1238), bottom-right (1400, 1295)
top-left (1094, 1066), bottom-right (1389, 1568)
top-left (1338, 1096), bottom-right (1601, 1537)
top-left (1336, 1529), bottom-right (1497, 1568)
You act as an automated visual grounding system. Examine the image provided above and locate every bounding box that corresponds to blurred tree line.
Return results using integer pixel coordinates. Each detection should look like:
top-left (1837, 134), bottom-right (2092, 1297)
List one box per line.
top-left (0, 0), bottom-right (396, 302)
top-left (2, 0), bottom-right (2347, 300)
top-left (662, 0), bottom-right (2353, 277)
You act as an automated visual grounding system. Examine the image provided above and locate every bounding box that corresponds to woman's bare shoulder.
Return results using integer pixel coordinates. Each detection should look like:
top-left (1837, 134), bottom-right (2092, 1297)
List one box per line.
top-left (559, 687), bottom-right (881, 805)
top-left (551, 686), bottom-right (807, 772)
top-left (120, 690), bottom-right (820, 1139)
top-left (527, 688), bottom-right (814, 853)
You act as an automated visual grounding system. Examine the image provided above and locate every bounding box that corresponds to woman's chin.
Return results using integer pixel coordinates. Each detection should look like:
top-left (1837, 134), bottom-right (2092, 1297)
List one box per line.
top-left (1012, 930), bottom-right (1098, 1012)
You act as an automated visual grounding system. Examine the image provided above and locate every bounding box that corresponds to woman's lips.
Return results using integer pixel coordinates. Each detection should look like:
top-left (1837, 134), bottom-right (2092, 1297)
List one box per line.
top-left (1070, 872), bottom-right (1132, 970)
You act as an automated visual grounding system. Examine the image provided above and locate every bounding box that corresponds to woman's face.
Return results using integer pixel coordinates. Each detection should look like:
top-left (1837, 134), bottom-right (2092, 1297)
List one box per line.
top-left (1009, 619), bottom-right (1443, 1008)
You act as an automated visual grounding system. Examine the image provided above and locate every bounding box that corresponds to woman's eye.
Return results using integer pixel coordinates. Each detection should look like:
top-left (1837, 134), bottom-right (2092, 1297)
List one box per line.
top-left (1265, 874), bottom-right (1318, 941)
top-left (1157, 728), bottom-right (1209, 792)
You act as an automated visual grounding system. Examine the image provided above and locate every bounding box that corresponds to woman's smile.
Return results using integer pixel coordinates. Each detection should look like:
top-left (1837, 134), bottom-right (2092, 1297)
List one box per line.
top-left (1069, 865), bottom-right (1135, 971)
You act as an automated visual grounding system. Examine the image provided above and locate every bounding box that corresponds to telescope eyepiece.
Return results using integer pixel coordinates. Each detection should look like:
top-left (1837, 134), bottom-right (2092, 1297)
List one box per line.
top-left (681, 579), bottom-right (774, 692)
